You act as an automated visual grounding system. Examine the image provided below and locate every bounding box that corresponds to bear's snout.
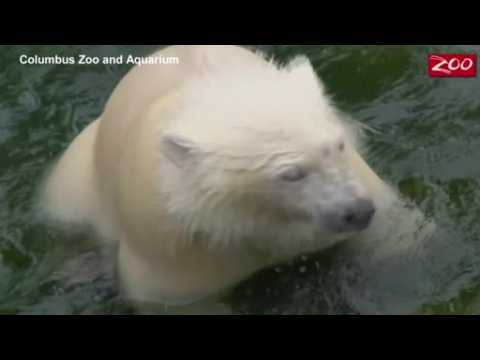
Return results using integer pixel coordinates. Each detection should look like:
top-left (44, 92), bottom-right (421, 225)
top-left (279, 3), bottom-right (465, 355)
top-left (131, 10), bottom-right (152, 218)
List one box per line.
top-left (321, 198), bottom-right (376, 233)
top-left (341, 198), bottom-right (376, 230)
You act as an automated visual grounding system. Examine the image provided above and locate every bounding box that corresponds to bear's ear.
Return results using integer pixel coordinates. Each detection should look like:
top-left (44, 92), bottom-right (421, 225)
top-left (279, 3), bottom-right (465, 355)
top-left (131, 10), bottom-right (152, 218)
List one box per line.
top-left (161, 133), bottom-right (199, 168)
top-left (287, 56), bottom-right (326, 95)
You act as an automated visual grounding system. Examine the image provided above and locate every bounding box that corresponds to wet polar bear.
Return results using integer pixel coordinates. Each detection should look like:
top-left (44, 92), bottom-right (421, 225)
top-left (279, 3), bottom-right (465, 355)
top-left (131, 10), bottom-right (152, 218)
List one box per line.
top-left (41, 45), bottom-right (416, 310)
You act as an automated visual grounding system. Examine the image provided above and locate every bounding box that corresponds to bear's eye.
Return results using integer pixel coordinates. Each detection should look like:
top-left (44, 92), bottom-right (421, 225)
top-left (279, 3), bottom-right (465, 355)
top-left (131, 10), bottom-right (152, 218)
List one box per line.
top-left (338, 141), bottom-right (345, 152)
top-left (278, 166), bottom-right (308, 182)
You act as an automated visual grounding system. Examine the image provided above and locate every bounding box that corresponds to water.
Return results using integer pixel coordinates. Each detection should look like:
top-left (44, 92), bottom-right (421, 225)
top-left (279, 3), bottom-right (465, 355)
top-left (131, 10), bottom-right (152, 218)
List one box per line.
top-left (1, 45), bottom-right (480, 314)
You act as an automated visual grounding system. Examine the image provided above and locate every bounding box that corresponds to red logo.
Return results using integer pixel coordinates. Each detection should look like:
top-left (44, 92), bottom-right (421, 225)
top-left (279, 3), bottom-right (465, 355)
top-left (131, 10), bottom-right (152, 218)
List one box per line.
top-left (428, 54), bottom-right (477, 77)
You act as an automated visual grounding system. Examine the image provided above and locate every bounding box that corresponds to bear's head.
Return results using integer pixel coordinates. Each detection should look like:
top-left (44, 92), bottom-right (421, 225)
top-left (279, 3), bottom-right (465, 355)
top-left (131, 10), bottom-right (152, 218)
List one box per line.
top-left (158, 54), bottom-right (376, 257)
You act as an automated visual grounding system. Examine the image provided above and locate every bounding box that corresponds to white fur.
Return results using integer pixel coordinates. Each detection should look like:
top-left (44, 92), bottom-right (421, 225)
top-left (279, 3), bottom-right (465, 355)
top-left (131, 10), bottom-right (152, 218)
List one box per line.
top-left (41, 45), bottom-right (408, 307)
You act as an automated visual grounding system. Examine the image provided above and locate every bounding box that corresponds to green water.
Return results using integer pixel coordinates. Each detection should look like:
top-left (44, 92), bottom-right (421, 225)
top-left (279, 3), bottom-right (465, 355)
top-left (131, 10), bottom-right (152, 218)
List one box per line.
top-left (1, 45), bottom-right (480, 314)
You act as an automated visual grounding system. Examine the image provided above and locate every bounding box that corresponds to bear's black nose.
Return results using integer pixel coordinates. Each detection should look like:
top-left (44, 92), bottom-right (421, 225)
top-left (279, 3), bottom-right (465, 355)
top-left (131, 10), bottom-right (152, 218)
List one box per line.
top-left (341, 198), bottom-right (376, 231)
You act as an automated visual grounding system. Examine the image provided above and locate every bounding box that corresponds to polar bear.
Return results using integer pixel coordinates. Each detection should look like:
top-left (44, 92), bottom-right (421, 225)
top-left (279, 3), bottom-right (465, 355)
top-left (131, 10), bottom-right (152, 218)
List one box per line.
top-left (41, 45), bottom-right (405, 309)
